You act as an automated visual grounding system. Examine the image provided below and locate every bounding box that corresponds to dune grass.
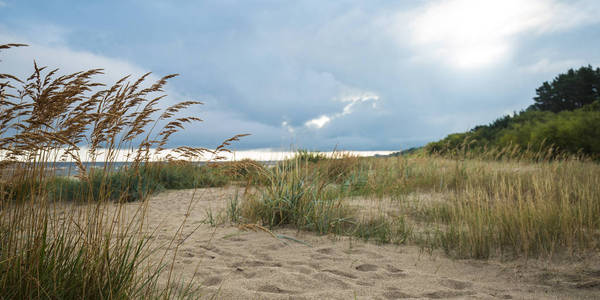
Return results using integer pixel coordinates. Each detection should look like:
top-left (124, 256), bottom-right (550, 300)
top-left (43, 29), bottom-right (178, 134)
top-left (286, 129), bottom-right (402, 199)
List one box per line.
top-left (426, 157), bottom-right (600, 258)
top-left (237, 148), bottom-right (600, 259)
top-left (239, 153), bottom-right (413, 245)
top-left (0, 43), bottom-right (245, 299)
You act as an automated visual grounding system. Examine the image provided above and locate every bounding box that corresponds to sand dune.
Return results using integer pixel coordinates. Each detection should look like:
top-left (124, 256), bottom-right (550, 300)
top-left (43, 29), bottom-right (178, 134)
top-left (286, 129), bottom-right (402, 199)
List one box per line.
top-left (122, 187), bottom-right (600, 299)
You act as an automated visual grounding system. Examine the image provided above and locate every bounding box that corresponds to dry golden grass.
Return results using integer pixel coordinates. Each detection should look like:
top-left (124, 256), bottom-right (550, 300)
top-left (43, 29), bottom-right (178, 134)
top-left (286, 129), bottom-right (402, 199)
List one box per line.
top-left (0, 43), bottom-right (245, 299)
top-left (238, 150), bottom-right (600, 259)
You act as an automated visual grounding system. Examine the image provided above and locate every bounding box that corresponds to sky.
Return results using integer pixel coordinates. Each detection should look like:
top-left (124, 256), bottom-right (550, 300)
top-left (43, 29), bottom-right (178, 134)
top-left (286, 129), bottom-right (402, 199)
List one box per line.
top-left (1, 0), bottom-right (600, 151)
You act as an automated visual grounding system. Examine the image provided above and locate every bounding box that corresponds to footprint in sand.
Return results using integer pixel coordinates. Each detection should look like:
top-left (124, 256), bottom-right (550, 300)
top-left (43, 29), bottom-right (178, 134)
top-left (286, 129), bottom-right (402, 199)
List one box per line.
top-left (256, 284), bottom-right (297, 294)
top-left (285, 264), bottom-right (313, 275)
top-left (310, 253), bottom-right (336, 260)
top-left (232, 267), bottom-right (257, 279)
top-left (181, 251), bottom-right (195, 258)
top-left (198, 245), bottom-right (235, 257)
top-left (422, 290), bottom-right (476, 299)
top-left (322, 269), bottom-right (358, 279)
top-left (202, 277), bottom-right (222, 287)
top-left (355, 263), bottom-right (378, 272)
top-left (439, 278), bottom-right (473, 290)
top-left (226, 237), bottom-right (246, 242)
top-left (385, 264), bottom-right (407, 278)
top-left (343, 249), bottom-right (385, 259)
top-left (287, 260), bottom-right (322, 272)
top-left (382, 289), bottom-right (413, 299)
top-left (316, 247), bottom-right (335, 255)
top-left (314, 273), bottom-right (351, 289)
top-left (232, 260), bottom-right (282, 268)
top-left (385, 264), bottom-right (403, 273)
top-left (264, 243), bottom-right (286, 251)
top-left (356, 280), bottom-right (375, 286)
top-left (252, 252), bottom-right (273, 261)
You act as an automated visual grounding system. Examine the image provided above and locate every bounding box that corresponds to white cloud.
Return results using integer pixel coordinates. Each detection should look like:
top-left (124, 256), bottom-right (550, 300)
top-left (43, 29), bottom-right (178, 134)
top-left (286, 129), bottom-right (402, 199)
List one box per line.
top-left (0, 28), bottom-right (189, 112)
top-left (0, 1), bottom-right (7, 8)
top-left (305, 115), bottom-right (331, 129)
top-left (0, 31), bottom-right (155, 83)
top-left (304, 91), bottom-right (379, 130)
top-left (406, 0), bottom-right (600, 69)
top-left (0, 28), bottom-right (204, 148)
top-left (337, 92), bottom-right (380, 115)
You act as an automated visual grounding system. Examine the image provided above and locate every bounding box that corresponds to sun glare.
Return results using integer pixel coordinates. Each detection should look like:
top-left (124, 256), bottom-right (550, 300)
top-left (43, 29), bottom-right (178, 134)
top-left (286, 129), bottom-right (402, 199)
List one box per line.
top-left (410, 0), bottom-right (555, 69)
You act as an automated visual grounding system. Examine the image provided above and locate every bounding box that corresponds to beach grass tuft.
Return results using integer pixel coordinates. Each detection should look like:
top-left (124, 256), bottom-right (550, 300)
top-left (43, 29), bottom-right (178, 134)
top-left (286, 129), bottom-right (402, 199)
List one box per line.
top-left (0, 43), bottom-right (241, 298)
top-left (237, 147), bottom-right (599, 259)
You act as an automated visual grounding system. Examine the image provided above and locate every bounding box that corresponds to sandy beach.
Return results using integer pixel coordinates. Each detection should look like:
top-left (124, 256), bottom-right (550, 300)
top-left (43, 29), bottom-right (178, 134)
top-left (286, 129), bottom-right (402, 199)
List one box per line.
top-left (107, 187), bottom-right (600, 299)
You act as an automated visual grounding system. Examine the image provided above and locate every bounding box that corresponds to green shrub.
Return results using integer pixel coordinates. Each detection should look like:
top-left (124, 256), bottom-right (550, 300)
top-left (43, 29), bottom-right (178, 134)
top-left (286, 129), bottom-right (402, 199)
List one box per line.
top-left (143, 162), bottom-right (229, 190)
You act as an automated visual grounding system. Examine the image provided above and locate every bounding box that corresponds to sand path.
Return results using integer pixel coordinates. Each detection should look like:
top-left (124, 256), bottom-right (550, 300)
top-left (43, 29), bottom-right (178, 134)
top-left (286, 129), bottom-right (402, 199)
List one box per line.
top-left (125, 187), bottom-right (599, 299)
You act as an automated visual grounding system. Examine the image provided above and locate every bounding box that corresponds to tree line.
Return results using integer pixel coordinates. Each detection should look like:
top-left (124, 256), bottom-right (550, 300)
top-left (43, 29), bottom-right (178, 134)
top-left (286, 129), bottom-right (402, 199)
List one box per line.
top-left (426, 65), bottom-right (600, 157)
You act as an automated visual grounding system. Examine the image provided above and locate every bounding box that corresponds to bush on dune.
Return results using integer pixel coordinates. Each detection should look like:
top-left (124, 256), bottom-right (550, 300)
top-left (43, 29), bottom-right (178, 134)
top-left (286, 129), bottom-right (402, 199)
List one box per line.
top-left (427, 66), bottom-right (600, 158)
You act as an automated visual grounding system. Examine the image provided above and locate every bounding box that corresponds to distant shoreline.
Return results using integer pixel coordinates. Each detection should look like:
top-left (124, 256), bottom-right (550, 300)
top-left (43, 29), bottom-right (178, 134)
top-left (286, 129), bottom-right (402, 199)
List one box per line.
top-left (12, 150), bottom-right (398, 176)
top-left (0, 149), bottom-right (399, 165)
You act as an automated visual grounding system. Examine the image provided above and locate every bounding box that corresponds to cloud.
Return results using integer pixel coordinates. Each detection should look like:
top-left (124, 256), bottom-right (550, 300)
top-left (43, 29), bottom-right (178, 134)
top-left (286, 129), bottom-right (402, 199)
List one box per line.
top-left (305, 115), bottom-right (332, 129)
top-left (406, 0), bottom-right (600, 69)
top-left (304, 91), bottom-right (379, 130)
top-left (338, 92), bottom-right (380, 114)
top-left (0, 31), bottom-right (155, 83)
top-left (2, 1), bottom-right (599, 151)
top-left (0, 27), bottom-right (210, 147)
top-left (0, 27), bottom-right (194, 113)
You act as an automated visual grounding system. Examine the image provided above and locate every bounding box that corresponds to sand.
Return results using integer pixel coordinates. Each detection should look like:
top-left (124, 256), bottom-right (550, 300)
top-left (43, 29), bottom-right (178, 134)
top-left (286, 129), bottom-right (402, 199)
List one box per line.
top-left (117, 187), bottom-right (600, 299)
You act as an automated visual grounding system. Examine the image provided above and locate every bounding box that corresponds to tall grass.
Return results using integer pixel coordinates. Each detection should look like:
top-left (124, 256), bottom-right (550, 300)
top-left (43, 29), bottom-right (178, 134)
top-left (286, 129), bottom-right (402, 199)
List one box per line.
top-left (145, 162), bottom-right (229, 190)
top-left (240, 155), bottom-right (413, 244)
top-left (242, 158), bottom-right (350, 233)
top-left (0, 44), bottom-right (243, 298)
top-left (239, 147), bottom-right (600, 258)
top-left (430, 158), bottom-right (600, 258)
